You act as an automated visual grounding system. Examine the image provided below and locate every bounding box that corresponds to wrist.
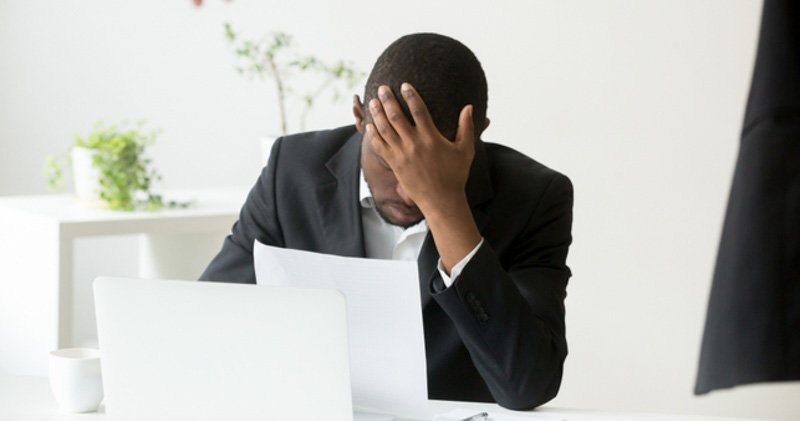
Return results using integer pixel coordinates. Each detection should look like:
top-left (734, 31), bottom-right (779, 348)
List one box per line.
top-left (422, 195), bottom-right (482, 273)
top-left (417, 190), bottom-right (470, 222)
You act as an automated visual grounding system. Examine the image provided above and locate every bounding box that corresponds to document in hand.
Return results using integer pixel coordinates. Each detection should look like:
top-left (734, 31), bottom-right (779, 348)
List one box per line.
top-left (254, 240), bottom-right (428, 420)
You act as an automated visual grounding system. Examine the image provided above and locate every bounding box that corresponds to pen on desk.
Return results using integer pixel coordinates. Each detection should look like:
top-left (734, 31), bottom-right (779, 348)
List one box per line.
top-left (458, 412), bottom-right (488, 421)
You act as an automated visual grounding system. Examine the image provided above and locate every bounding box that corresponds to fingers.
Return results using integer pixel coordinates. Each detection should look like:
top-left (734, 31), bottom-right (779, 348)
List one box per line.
top-left (365, 123), bottom-right (390, 159)
top-left (374, 83), bottom-right (436, 135)
top-left (374, 86), bottom-right (412, 142)
top-left (399, 83), bottom-right (436, 132)
top-left (369, 94), bottom-right (402, 148)
top-left (369, 83), bottom-right (472, 151)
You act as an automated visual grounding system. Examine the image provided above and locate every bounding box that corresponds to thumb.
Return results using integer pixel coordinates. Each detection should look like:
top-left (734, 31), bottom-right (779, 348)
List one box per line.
top-left (455, 105), bottom-right (475, 149)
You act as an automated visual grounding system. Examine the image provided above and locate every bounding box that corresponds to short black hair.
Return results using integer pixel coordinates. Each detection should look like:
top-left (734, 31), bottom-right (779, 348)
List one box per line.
top-left (364, 33), bottom-right (488, 139)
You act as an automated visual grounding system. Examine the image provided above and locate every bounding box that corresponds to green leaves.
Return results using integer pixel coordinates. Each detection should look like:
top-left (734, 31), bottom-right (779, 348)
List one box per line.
top-left (43, 121), bottom-right (191, 212)
top-left (224, 23), bottom-right (236, 42)
top-left (43, 155), bottom-right (64, 192)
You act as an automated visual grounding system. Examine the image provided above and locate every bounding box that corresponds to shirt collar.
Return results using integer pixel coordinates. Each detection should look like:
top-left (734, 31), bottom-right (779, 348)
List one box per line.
top-left (359, 169), bottom-right (375, 208)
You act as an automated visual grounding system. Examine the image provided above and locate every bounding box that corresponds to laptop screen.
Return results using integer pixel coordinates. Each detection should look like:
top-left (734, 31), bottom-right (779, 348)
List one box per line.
top-left (94, 277), bottom-right (353, 421)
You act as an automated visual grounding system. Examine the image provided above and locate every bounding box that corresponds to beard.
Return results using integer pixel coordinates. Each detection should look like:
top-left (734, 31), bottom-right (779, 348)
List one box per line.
top-left (374, 200), bottom-right (425, 228)
top-left (368, 186), bottom-right (424, 228)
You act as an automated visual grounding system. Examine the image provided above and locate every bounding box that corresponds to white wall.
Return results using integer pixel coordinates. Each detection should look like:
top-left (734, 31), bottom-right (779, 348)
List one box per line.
top-left (3, 0), bottom-right (798, 419)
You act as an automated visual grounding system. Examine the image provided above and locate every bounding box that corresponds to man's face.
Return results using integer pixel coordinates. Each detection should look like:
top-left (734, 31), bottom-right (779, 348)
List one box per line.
top-left (360, 134), bottom-right (425, 228)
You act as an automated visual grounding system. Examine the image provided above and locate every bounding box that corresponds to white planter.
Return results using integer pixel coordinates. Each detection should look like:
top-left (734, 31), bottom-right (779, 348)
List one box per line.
top-left (260, 135), bottom-right (278, 167)
top-left (70, 147), bottom-right (106, 208)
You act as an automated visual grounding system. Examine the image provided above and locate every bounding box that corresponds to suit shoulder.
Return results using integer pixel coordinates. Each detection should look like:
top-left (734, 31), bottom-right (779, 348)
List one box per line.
top-left (275, 125), bottom-right (359, 163)
top-left (482, 141), bottom-right (571, 191)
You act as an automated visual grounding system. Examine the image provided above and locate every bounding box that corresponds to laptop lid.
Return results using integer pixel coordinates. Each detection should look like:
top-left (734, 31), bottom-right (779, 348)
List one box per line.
top-left (94, 277), bottom-right (353, 421)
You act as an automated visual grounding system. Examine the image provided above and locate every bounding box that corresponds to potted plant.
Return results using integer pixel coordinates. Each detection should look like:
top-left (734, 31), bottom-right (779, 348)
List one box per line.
top-left (224, 24), bottom-right (364, 160)
top-left (43, 121), bottom-right (190, 211)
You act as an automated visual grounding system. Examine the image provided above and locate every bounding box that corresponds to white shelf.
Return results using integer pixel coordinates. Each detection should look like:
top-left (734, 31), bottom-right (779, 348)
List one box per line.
top-left (0, 189), bottom-right (249, 376)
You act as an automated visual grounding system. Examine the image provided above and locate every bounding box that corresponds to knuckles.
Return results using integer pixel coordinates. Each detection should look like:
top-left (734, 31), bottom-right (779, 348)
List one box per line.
top-left (411, 106), bottom-right (427, 119)
top-left (378, 124), bottom-right (394, 137)
top-left (386, 110), bottom-right (403, 123)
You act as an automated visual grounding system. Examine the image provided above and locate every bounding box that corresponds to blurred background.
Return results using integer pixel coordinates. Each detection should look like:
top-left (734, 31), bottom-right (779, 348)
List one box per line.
top-left (2, 0), bottom-right (797, 419)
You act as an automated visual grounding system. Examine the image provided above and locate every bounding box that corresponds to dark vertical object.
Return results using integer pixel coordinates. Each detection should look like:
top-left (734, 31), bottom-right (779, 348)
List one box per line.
top-left (695, 0), bottom-right (800, 394)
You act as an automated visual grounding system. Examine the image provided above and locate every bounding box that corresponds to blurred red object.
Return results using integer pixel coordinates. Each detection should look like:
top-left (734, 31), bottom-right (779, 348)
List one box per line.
top-left (192, 0), bottom-right (231, 5)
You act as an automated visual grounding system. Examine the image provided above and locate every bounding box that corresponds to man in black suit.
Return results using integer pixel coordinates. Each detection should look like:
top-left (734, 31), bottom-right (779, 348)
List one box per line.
top-left (200, 33), bottom-right (573, 410)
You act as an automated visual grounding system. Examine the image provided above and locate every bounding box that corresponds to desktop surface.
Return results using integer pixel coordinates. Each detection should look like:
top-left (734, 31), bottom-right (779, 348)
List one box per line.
top-left (0, 372), bottom-right (779, 421)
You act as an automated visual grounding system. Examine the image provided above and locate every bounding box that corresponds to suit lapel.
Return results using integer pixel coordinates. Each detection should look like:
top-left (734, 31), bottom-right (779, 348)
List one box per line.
top-left (417, 140), bottom-right (493, 307)
top-left (316, 132), bottom-right (367, 258)
top-left (313, 132), bottom-right (494, 303)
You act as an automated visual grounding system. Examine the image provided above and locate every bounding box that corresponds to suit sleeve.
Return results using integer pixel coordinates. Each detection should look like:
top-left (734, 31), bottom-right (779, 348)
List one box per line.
top-left (429, 173), bottom-right (573, 410)
top-left (198, 138), bottom-right (286, 284)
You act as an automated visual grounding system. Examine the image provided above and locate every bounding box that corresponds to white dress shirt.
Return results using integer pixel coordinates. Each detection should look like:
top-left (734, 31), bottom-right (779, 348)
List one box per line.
top-left (359, 171), bottom-right (482, 288)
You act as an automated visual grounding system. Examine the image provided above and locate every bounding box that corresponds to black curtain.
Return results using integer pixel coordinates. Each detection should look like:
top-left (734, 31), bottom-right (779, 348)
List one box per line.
top-left (695, 0), bottom-right (800, 394)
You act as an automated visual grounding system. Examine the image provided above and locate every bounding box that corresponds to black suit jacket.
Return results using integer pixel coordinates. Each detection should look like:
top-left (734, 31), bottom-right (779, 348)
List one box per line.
top-left (695, 0), bottom-right (800, 394)
top-left (200, 125), bottom-right (573, 409)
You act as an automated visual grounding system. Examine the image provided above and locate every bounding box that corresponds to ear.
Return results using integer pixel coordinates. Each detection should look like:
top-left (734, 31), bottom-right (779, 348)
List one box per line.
top-left (473, 117), bottom-right (490, 141)
top-left (352, 94), bottom-right (366, 133)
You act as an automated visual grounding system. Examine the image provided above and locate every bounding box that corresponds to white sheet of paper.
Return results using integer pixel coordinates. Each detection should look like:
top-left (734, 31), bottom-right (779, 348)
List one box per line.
top-left (253, 240), bottom-right (428, 420)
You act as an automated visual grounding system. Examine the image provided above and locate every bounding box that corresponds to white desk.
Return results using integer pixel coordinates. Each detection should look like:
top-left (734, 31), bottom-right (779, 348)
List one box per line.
top-left (0, 189), bottom-right (248, 376)
top-left (0, 372), bottom-right (777, 421)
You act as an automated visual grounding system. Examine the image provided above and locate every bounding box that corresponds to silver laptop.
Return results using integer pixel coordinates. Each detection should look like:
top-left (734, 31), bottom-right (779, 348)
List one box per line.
top-left (94, 277), bottom-right (365, 421)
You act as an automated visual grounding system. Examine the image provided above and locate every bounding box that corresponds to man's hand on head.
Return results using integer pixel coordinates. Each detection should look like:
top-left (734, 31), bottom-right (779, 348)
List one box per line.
top-left (366, 83), bottom-right (475, 219)
top-left (365, 83), bottom-right (482, 274)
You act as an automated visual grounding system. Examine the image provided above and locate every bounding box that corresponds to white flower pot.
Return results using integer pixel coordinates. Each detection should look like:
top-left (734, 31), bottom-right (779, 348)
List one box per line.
top-left (260, 135), bottom-right (278, 167)
top-left (70, 147), bottom-right (106, 208)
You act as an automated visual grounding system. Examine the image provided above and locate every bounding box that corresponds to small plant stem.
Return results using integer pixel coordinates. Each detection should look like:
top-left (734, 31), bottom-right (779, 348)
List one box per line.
top-left (268, 56), bottom-right (288, 137)
top-left (299, 75), bottom-right (336, 132)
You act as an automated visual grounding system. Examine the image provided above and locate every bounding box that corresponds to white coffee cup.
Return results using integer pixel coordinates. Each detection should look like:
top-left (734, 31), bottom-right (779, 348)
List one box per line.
top-left (49, 348), bottom-right (104, 413)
